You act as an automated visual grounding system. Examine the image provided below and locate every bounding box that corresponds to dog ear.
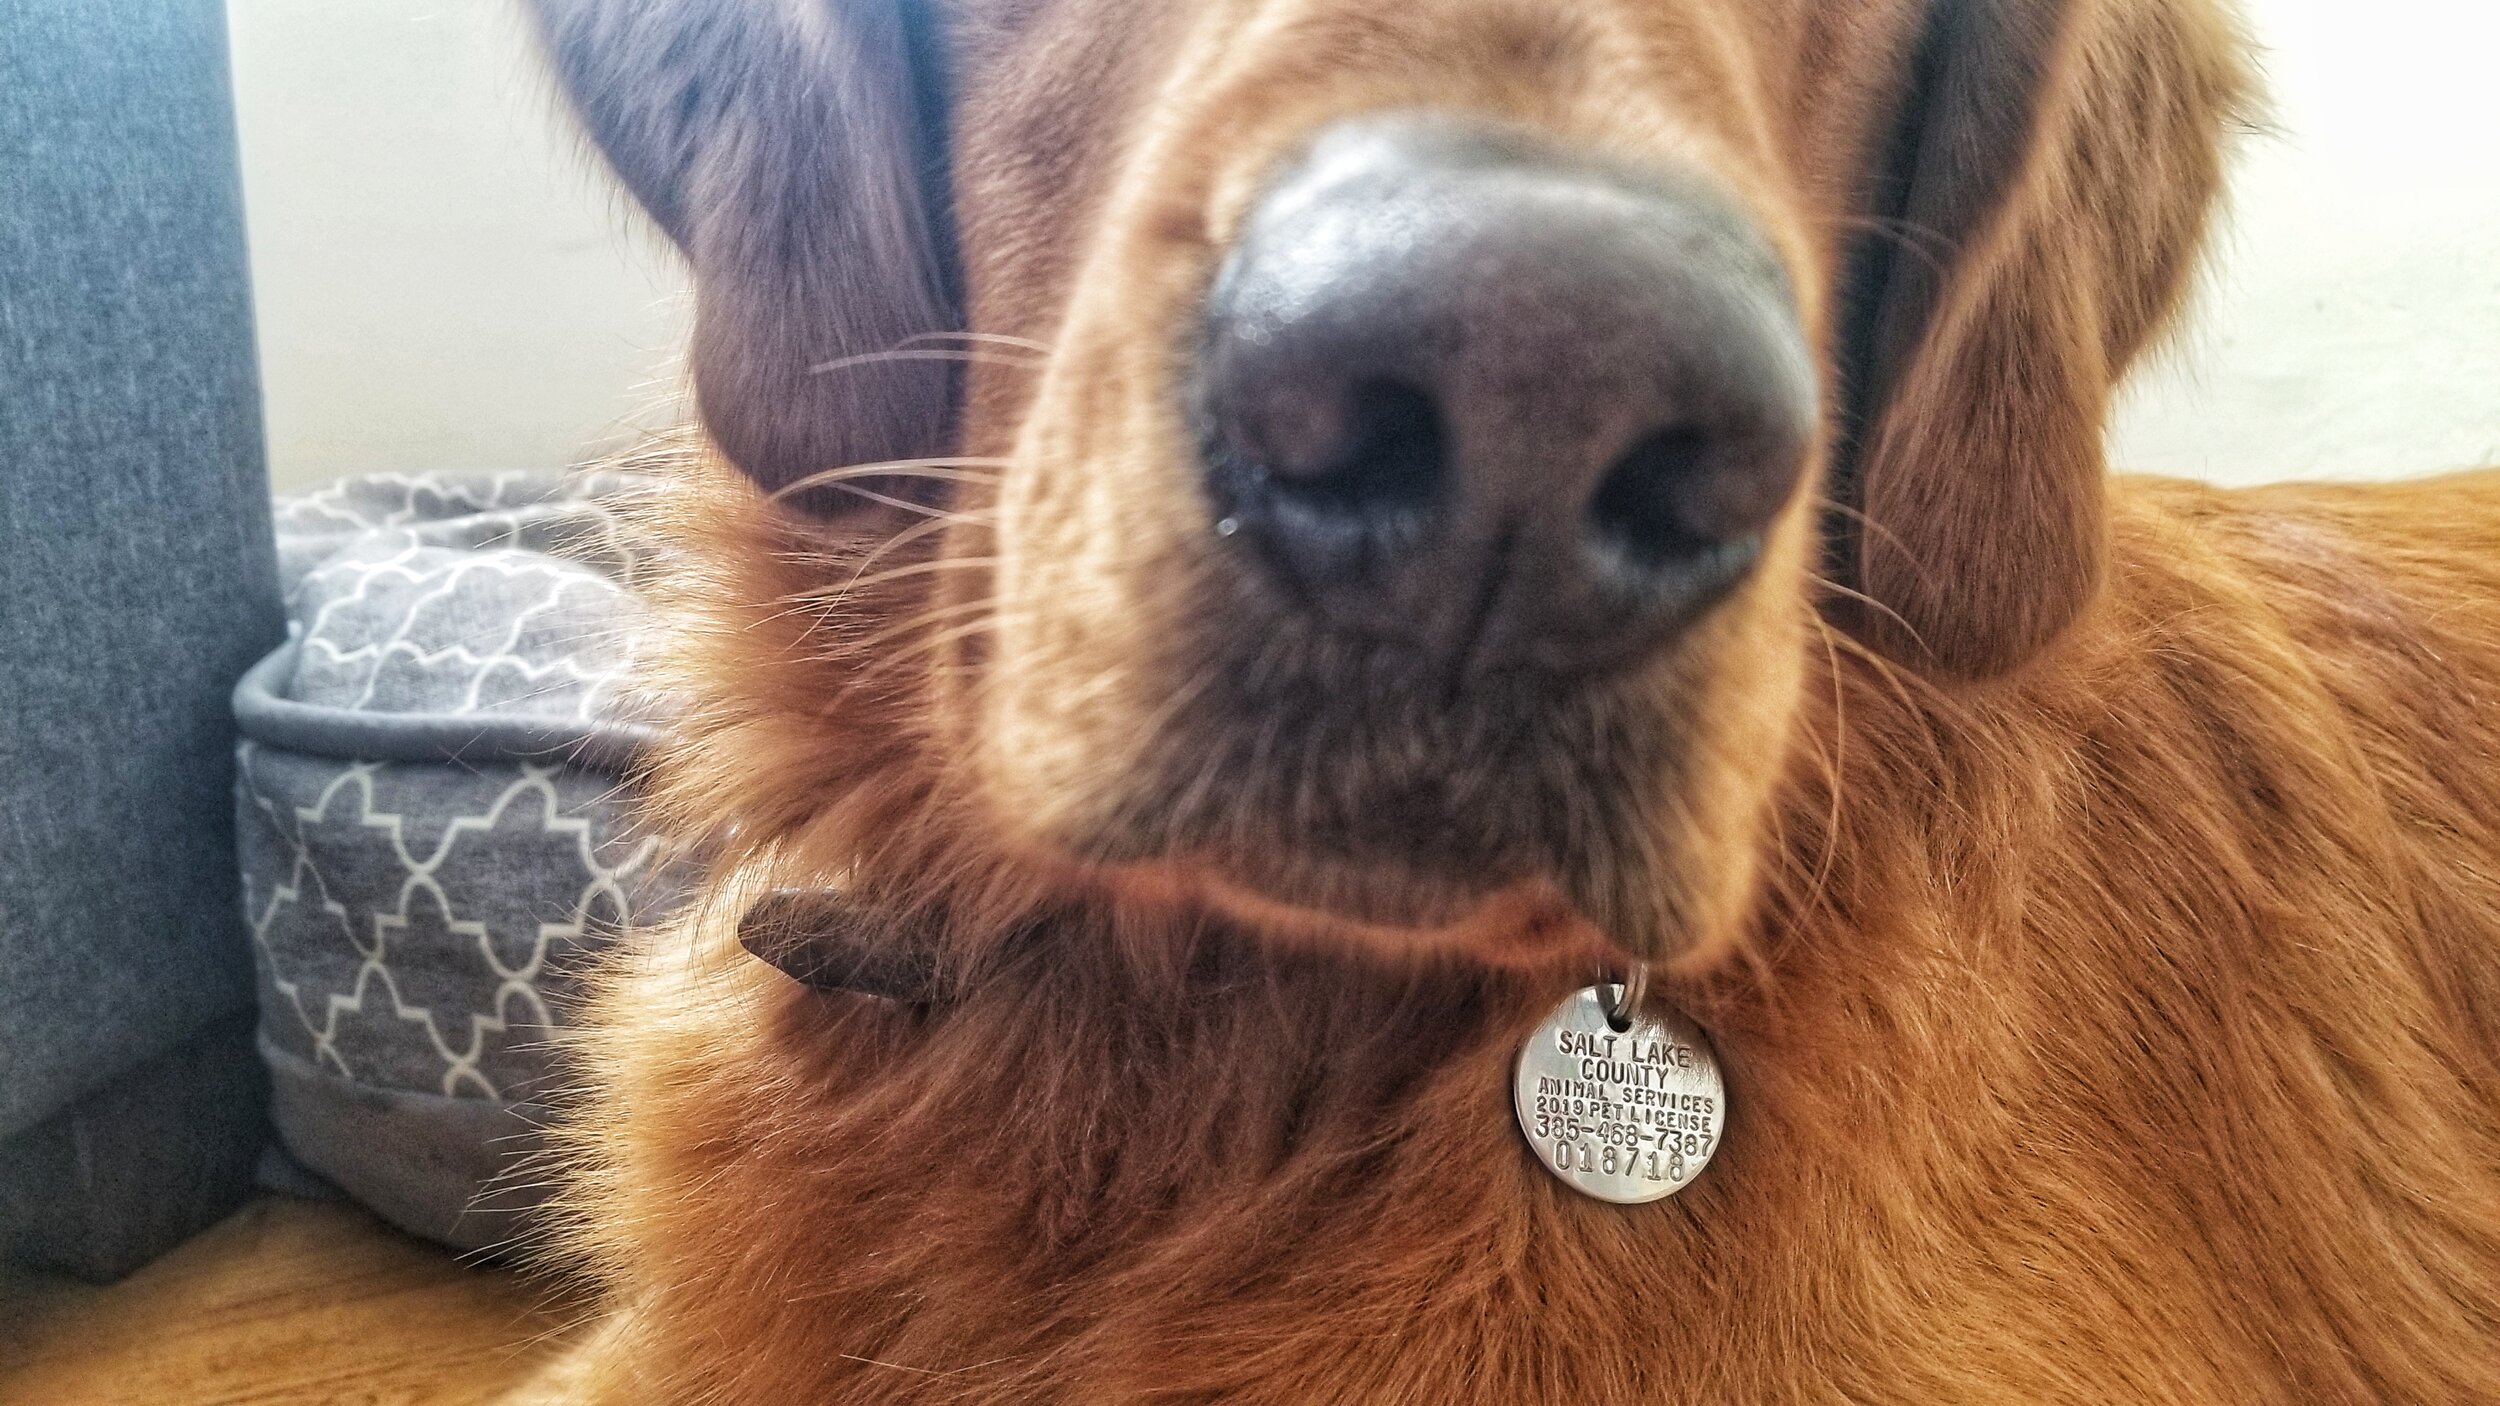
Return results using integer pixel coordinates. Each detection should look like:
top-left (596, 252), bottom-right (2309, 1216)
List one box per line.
top-left (1828, 0), bottom-right (2247, 676)
top-left (529, 0), bottom-right (959, 505)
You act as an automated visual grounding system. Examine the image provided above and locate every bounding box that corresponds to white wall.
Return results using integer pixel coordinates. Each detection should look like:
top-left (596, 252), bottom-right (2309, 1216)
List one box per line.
top-left (228, 0), bottom-right (688, 493)
top-left (227, 0), bottom-right (2497, 494)
top-left (2108, 0), bottom-right (2500, 481)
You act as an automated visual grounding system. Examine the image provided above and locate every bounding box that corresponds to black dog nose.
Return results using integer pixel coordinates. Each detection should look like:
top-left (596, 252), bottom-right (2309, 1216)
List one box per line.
top-left (1195, 115), bottom-right (1816, 676)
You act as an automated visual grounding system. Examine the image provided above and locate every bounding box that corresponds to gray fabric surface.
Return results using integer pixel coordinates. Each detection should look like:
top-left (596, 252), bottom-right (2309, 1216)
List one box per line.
top-left (236, 471), bottom-right (679, 1252)
top-left (0, 0), bottom-right (281, 1276)
top-left (260, 1033), bottom-right (549, 1254)
top-left (0, 1015), bottom-right (266, 1282)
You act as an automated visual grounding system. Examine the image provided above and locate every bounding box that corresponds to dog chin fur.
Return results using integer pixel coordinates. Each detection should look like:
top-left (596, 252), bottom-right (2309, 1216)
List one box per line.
top-left (1093, 859), bottom-right (1628, 971)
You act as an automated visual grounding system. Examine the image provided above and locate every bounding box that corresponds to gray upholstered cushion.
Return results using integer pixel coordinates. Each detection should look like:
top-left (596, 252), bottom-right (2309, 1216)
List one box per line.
top-left (0, 0), bottom-right (281, 1281)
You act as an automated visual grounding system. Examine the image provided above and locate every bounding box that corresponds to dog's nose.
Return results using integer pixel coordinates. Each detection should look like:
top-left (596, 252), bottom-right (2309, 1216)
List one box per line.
top-left (1195, 115), bottom-right (1816, 675)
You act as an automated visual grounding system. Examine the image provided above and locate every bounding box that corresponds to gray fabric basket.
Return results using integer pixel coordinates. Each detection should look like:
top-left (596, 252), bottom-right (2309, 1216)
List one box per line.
top-left (233, 470), bottom-right (680, 1252)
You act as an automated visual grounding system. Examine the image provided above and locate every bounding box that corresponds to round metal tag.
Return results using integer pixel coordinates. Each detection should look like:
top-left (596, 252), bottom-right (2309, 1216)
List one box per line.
top-left (1512, 985), bottom-right (1726, 1203)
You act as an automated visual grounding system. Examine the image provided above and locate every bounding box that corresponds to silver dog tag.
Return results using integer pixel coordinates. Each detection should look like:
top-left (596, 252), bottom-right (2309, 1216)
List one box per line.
top-left (1513, 986), bottom-right (1726, 1203)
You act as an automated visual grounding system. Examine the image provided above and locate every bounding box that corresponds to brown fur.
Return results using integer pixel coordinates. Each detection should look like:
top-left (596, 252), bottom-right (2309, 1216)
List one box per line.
top-left (516, 0), bottom-right (2500, 1399)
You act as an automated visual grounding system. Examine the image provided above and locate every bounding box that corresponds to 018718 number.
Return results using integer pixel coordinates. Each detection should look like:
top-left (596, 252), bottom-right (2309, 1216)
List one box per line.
top-left (1551, 1135), bottom-right (1713, 1183)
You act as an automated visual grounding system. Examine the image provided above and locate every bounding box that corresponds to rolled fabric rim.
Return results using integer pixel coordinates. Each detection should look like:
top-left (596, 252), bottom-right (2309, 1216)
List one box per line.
top-left (231, 639), bottom-right (665, 772)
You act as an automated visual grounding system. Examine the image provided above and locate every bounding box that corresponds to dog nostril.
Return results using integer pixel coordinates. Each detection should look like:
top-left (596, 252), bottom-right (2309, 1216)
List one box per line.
top-left (1587, 425), bottom-right (1721, 567)
top-left (1246, 378), bottom-right (1446, 522)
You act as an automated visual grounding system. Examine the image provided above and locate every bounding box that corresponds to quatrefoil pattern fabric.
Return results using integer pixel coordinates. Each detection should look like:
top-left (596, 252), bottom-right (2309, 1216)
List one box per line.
top-left (238, 470), bottom-right (677, 1105)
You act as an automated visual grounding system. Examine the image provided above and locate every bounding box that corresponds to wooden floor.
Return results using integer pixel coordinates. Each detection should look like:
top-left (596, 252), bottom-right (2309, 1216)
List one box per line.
top-left (0, 1196), bottom-right (584, 1405)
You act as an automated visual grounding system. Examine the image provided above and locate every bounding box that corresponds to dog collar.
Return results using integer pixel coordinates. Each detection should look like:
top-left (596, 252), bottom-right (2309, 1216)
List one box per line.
top-left (737, 889), bottom-right (946, 1005)
top-left (740, 889), bottom-right (1726, 1202)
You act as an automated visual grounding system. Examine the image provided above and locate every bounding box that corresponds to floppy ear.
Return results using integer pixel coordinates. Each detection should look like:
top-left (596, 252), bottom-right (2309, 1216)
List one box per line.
top-left (528, 0), bottom-right (960, 505)
top-left (1828, 0), bottom-right (2249, 676)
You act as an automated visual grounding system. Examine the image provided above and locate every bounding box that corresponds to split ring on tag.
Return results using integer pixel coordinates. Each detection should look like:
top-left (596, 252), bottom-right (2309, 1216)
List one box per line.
top-left (1512, 977), bottom-right (1725, 1203)
top-left (1595, 962), bottom-right (1649, 1031)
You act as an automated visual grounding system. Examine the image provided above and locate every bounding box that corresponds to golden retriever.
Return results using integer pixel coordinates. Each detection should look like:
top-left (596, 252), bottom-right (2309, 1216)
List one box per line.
top-left (515, 0), bottom-right (2500, 1399)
